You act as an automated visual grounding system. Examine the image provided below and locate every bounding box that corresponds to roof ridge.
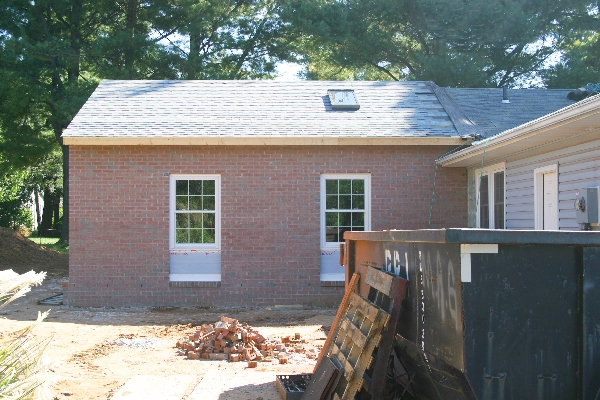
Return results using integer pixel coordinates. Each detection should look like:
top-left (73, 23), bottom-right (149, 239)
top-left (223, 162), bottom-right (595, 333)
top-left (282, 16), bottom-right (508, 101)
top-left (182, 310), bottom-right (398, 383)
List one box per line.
top-left (427, 82), bottom-right (482, 139)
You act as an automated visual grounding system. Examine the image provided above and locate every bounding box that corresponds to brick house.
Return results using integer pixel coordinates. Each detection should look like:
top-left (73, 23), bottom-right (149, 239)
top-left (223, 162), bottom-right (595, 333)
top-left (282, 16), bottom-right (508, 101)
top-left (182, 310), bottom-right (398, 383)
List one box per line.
top-left (61, 80), bottom-right (472, 307)
top-left (61, 80), bottom-right (530, 307)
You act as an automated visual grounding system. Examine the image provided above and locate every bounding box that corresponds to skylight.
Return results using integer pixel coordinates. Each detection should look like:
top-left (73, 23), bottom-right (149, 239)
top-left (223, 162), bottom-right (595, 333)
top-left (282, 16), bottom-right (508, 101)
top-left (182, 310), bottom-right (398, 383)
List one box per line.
top-left (327, 89), bottom-right (360, 110)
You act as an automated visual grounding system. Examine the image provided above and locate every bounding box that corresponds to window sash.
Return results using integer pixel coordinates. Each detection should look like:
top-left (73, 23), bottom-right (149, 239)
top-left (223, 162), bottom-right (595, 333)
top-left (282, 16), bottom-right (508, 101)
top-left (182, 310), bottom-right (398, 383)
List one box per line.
top-left (321, 174), bottom-right (370, 248)
top-left (170, 175), bottom-right (220, 250)
top-left (476, 166), bottom-right (505, 229)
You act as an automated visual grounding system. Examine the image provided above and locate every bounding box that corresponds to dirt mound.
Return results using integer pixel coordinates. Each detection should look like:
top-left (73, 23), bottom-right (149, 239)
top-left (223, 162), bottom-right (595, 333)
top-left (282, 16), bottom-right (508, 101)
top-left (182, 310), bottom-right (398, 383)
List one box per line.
top-left (0, 228), bottom-right (68, 277)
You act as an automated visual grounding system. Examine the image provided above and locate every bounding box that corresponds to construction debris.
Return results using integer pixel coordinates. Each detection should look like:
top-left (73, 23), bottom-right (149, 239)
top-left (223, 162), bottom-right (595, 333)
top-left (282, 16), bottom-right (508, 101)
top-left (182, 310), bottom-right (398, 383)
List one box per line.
top-left (175, 316), bottom-right (318, 363)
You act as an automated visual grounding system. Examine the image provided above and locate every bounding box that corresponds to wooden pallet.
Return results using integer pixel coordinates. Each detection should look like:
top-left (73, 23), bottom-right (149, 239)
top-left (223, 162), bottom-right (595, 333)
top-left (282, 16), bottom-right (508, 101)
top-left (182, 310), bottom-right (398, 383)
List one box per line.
top-left (318, 266), bottom-right (407, 400)
top-left (362, 267), bottom-right (408, 400)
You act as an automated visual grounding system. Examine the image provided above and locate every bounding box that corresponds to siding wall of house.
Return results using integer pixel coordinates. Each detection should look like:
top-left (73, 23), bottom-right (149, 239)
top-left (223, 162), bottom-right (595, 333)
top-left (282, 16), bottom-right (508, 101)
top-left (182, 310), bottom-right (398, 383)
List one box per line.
top-left (468, 138), bottom-right (600, 230)
top-left (67, 145), bottom-right (467, 307)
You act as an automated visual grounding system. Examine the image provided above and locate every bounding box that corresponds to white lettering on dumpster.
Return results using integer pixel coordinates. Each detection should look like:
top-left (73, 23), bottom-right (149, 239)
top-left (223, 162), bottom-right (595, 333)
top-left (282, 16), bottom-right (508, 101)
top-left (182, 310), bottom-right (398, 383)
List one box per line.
top-left (384, 249), bottom-right (409, 280)
top-left (418, 250), bottom-right (431, 370)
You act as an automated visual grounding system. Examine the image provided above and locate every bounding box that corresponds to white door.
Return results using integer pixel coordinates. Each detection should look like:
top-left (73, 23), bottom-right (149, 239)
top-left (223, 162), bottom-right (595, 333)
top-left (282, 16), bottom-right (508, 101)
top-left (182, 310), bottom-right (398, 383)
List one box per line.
top-left (543, 171), bottom-right (558, 230)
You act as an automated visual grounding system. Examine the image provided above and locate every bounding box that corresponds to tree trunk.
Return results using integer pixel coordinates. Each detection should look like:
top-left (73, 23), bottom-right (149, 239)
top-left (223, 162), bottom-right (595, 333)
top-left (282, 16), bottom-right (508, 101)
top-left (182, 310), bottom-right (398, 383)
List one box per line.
top-left (124, 0), bottom-right (138, 76)
top-left (53, 194), bottom-right (60, 229)
top-left (34, 187), bottom-right (42, 228)
top-left (188, 32), bottom-right (201, 79)
top-left (39, 188), bottom-right (55, 235)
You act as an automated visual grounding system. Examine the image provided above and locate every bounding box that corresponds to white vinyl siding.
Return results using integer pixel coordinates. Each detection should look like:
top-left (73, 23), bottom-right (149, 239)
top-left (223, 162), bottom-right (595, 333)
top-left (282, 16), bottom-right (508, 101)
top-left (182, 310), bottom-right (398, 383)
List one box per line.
top-left (503, 139), bottom-right (600, 230)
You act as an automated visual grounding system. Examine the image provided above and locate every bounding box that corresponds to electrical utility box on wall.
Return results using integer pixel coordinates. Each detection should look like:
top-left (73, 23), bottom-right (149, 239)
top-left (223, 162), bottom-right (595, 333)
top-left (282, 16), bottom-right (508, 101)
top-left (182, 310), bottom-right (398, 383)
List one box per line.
top-left (575, 187), bottom-right (599, 224)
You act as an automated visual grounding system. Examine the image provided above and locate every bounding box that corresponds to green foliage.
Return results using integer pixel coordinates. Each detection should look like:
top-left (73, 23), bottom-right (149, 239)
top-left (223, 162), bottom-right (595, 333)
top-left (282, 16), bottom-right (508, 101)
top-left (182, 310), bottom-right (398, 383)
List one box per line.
top-left (544, 34), bottom-right (600, 89)
top-left (0, 269), bottom-right (49, 400)
top-left (285, 0), bottom-right (593, 87)
top-left (27, 236), bottom-right (69, 254)
top-left (0, 202), bottom-right (33, 231)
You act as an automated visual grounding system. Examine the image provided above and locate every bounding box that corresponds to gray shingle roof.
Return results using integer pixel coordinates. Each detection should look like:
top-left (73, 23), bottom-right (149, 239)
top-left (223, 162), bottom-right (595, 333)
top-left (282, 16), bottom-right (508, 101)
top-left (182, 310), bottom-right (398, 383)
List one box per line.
top-left (444, 88), bottom-right (575, 138)
top-left (62, 80), bottom-right (459, 141)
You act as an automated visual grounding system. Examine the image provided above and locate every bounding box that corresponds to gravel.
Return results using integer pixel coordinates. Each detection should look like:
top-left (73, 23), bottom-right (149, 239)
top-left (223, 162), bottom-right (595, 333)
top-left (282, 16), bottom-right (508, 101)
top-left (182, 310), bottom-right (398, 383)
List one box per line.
top-left (113, 337), bottom-right (166, 349)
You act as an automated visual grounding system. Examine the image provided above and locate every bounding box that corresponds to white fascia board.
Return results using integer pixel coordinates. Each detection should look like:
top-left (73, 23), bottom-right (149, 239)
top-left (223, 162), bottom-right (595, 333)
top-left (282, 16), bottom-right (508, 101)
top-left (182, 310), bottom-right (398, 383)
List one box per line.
top-left (61, 136), bottom-right (466, 146)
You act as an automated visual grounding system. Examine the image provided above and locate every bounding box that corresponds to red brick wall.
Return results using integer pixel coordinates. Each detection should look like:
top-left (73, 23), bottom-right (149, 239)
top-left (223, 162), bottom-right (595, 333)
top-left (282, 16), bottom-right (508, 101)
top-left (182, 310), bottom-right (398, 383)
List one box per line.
top-left (67, 145), bottom-right (466, 307)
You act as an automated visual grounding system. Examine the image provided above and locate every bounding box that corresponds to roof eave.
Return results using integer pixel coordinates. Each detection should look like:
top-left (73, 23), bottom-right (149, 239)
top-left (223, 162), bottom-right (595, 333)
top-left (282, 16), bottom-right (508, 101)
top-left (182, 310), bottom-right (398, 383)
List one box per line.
top-left (62, 136), bottom-right (468, 146)
top-left (438, 94), bottom-right (600, 168)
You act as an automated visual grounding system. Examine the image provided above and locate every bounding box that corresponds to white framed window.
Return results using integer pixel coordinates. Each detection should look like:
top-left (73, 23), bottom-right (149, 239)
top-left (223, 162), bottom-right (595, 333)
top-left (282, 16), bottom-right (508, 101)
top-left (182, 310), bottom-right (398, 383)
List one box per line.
top-left (475, 163), bottom-right (505, 229)
top-left (534, 164), bottom-right (558, 230)
top-left (169, 174), bottom-right (221, 249)
top-left (169, 175), bottom-right (221, 282)
top-left (320, 174), bottom-right (371, 281)
top-left (320, 174), bottom-right (371, 248)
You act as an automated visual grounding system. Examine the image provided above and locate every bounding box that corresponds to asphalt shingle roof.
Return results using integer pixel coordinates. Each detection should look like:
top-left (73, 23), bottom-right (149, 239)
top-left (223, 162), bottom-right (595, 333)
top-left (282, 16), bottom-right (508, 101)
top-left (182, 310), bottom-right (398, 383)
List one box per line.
top-left (444, 88), bottom-right (575, 138)
top-left (62, 80), bottom-right (460, 140)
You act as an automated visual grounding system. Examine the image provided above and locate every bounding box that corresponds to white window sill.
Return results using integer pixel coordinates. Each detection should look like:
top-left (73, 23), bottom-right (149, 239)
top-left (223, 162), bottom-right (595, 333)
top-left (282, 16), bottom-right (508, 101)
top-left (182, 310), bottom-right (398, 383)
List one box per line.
top-left (169, 274), bottom-right (221, 282)
top-left (320, 273), bottom-right (345, 282)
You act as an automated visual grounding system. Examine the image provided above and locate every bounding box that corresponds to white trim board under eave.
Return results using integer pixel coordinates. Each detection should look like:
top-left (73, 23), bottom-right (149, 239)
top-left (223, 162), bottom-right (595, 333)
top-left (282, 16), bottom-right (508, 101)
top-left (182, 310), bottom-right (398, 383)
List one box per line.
top-left (460, 244), bottom-right (498, 282)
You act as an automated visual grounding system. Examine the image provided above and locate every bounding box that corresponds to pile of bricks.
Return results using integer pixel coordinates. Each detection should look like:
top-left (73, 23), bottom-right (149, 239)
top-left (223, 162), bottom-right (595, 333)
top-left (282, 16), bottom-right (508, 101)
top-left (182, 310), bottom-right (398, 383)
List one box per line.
top-left (176, 316), bottom-right (319, 365)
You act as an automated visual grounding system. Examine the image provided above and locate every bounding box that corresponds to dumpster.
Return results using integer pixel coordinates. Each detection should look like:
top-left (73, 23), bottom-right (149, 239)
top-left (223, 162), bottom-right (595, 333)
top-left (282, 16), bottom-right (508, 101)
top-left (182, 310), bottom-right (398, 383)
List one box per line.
top-left (343, 229), bottom-right (600, 400)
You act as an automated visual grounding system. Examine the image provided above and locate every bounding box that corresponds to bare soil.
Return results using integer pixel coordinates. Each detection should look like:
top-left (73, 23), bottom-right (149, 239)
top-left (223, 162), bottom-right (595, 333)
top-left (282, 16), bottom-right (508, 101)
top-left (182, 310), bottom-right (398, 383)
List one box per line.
top-left (0, 229), bottom-right (336, 399)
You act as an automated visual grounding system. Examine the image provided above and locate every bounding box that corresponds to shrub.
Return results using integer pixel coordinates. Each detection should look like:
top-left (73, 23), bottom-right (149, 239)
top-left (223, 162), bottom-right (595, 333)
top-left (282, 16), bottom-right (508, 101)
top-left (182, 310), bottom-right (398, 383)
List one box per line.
top-left (0, 270), bottom-right (50, 400)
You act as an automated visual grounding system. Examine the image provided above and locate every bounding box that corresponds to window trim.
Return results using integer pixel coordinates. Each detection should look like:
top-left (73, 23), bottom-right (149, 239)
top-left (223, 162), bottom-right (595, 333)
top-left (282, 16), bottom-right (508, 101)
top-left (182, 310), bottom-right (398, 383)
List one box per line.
top-left (169, 174), bottom-right (221, 250)
top-left (320, 173), bottom-right (371, 249)
top-left (474, 163), bottom-right (505, 229)
top-left (533, 164), bottom-right (558, 230)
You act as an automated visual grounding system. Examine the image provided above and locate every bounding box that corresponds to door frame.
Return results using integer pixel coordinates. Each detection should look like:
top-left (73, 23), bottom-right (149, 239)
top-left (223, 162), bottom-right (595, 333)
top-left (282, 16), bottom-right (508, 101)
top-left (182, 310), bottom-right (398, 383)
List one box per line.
top-left (534, 163), bottom-right (559, 230)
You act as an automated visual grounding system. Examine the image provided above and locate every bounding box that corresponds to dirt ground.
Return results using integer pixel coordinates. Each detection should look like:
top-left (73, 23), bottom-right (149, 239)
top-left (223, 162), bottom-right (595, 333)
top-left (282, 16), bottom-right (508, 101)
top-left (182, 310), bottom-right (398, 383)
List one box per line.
top-left (0, 229), bottom-right (337, 399)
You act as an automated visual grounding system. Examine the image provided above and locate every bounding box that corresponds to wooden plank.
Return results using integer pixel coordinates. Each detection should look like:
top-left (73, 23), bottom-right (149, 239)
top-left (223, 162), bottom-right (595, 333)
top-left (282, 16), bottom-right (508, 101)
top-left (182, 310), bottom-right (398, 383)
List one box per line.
top-left (349, 292), bottom-right (389, 323)
top-left (314, 273), bottom-right (359, 373)
top-left (366, 267), bottom-right (394, 297)
top-left (339, 319), bottom-right (367, 348)
top-left (341, 310), bottom-right (389, 400)
top-left (330, 343), bottom-right (355, 380)
top-left (300, 357), bottom-right (340, 400)
top-left (367, 277), bottom-right (408, 400)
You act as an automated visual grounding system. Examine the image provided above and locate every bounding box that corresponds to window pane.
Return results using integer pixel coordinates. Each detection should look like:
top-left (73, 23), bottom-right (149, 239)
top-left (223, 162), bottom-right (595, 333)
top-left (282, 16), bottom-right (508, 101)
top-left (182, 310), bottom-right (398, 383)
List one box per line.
top-left (190, 213), bottom-right (203, 228)
top-left (352, 195), bottom-right (364, 210)
top-left (203, 195), bottom-right (215, 211)
top-left (339, 195), bottom-right (351, 209)
top-left (339, 180), bottom-right (351, 194)
top-left (189, 196), bottom-right (202, 210)
top-left (494, 171), bottom-right (505, 229)
top-left (352, 212), bottom-right (364, 227)
top-left (326, 227), bottom-right (339, 242)
top-left (326, 212), bottom-right (338, 226)
top-left (189, 180), bottom-right (202, 196)
top-left (339, 227), bottom-right (351, 241)
top-left (176, 180), bottom-right (188, 196)
top-left (203, 213), bottom-right (215, 229)
top-left (479, 175), bottom-right (489, 228)
top-left (326, 180), bottom-right (337, 195)
top-left (340, 212), bottom-right (352, 226)
top-left (326, 195), bottom-right (338, 209)
top-left (352, 180), bottom-right (364, 194)
top-left (203, 229), bottom-right (216, 243)
top-left (176, 229), bottom-right (188, 243)
top-left (189, 229), bottom-right (203, 243)
top-left (203, 180), bottom-right (215, 195)
top-left (176, 213), bottom-right (189, 229)
top-left (176, 196), bottom-right (188, 211)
